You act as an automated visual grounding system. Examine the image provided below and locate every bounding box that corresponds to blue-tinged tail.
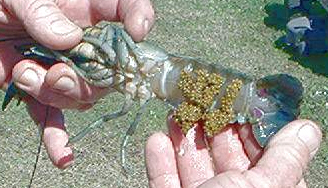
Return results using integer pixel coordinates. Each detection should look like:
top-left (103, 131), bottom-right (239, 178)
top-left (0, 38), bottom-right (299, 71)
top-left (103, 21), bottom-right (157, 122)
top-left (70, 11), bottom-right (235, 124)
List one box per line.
top-left (252, 74), bottom-right (303, 147)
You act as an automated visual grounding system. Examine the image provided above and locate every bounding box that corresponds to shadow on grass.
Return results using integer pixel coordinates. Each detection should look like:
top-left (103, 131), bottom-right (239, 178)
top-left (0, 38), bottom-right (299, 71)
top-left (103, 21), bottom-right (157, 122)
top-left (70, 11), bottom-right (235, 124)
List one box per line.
top-left (275, 37), bottom-right (328, 76)
top-left (264, 2), bottom-right (328, 77)
top-left (264, 3), bottom-right (291, 31)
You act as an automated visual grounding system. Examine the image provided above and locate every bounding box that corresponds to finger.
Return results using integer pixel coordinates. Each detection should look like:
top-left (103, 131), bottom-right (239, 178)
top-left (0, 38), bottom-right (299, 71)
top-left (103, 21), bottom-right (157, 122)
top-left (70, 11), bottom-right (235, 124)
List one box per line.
top-left (26, 98), bottom-right (73, 169)
top-left (12, 60), bottom-right (89, 109)
top-left (244, 120), bottom-right (322, 188)
top-left (54, 0), bottom-right (96, 27)
top-left (91, 0), bottom-right (155, 41)
top-left (237, 123), bottom-right (263, 165)
top-left (119, 0), bottom-right (155, 41)
top-left (168, 116), bottom-right (214, 188)
top-left (0, 23), bottom-right (25, 36)
top-left (3, 0), bottom-right (83, 49)
top-left (0, 41), bottom-right (22, 87)
top-left (198, 170), bottom-right (259, 188)
top-left (296, 178), bottom-right (307, 188)
top-left (209, 123), bottom-right (251, 173)
top-left (44, 63), bottom-right (110, 103)
top-left (198, 170), bottom-right (309, 188)
top-left (0, 3), bottom-right (22, 26)
top-left (145, 132), bottom-right (181, 188)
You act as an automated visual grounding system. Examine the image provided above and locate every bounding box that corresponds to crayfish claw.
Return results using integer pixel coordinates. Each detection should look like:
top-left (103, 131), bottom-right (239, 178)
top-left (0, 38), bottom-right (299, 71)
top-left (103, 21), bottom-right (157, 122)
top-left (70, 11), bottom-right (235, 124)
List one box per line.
top-left (2, 82), bottom-right (27, 111)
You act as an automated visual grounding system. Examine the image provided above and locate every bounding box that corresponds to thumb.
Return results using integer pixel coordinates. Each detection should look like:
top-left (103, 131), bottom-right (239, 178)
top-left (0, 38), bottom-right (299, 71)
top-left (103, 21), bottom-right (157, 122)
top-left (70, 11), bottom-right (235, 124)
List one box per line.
top-left (246, 119), bottom-right (322, 187)
top-left (198, 120), bottom-right (322, 188)
top-left (4, 0), bottom-right (83, 50)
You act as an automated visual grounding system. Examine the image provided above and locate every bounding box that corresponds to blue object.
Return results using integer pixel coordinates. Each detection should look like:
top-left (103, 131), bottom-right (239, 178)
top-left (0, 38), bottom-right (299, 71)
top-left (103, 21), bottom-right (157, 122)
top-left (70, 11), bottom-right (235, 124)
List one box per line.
top-left (286, 16), bottom-right (328, 55)
top-left (2, 82), bottom-right (27, 111)
top-left (253, 74), bottom-right (303, 147)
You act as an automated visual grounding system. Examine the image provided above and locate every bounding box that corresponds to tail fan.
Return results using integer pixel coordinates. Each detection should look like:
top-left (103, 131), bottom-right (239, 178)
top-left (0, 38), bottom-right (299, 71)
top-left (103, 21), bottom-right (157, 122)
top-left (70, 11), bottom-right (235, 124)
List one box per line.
top-left (252, 74), bottom-right (303, 147)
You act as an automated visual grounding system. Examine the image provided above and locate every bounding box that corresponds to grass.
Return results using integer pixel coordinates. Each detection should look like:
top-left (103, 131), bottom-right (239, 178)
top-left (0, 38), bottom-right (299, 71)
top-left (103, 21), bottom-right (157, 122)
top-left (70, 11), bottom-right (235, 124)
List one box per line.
top-left (0, 0), bottom-right (328, 187)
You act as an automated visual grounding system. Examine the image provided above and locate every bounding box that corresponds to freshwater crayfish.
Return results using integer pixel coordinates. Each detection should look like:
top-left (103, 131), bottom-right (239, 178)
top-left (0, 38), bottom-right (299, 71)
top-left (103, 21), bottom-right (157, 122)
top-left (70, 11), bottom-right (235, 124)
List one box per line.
top-left (2, 21), bottom-right (303, 173)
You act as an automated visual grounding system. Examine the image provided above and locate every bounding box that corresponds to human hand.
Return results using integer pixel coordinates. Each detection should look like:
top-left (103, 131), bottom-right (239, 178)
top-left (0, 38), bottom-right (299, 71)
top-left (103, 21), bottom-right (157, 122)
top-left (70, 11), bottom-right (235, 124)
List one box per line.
top-left (145, 116), bottom-right (322, 188)
top-left (0, 0), bottom-right (154, 168)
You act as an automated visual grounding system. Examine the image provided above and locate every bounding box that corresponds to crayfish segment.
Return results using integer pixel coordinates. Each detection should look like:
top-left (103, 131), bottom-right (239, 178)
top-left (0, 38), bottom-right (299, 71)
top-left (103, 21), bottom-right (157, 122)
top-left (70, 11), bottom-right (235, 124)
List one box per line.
top-left (174, 69), bottom-right (243, 136)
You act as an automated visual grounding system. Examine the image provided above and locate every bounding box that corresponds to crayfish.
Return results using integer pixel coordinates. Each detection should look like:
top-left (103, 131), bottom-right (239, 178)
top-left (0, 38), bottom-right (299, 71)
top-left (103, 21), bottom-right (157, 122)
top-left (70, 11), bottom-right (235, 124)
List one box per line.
top-left (2, 21), bottom-right (303, 186)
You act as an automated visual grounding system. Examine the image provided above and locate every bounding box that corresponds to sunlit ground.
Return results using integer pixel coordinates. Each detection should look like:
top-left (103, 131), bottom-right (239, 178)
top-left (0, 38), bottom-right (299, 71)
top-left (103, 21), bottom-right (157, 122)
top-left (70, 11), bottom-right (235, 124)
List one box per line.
top-left (0, 0), bottom-right (327, 187)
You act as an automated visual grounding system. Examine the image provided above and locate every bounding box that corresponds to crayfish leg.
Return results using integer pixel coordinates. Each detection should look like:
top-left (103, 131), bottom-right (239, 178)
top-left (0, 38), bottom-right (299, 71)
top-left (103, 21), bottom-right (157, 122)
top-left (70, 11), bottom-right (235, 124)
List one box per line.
top-left (120, 100), bottom-right (150, 174)
top-left (67, 95), bottom-right (134, 145)
top-left (82, 23), bottom-right (117, 64)
top-left (15, 43), bottom-right (72, 65)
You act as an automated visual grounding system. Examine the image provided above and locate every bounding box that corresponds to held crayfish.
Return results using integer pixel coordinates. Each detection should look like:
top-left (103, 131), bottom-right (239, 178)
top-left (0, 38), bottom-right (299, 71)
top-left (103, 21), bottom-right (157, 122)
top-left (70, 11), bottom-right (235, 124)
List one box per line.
top-left (2, 21), bottom-right (303, 171)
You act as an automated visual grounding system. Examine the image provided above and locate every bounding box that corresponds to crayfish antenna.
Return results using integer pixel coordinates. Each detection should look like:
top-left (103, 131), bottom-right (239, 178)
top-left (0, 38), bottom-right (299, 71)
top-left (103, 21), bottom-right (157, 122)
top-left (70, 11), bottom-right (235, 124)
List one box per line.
top-left (28, 106), bottom-right (49, 188)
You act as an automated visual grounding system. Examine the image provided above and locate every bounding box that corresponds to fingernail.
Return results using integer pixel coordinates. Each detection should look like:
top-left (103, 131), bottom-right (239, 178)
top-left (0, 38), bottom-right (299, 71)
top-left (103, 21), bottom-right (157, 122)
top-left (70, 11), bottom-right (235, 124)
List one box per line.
top-left (77, 103), bottom-right (93, 112)
top-left (57, 153), bottom-right (74, 169)
top-left (51, 19), bottom-right (79, 35)
top-left (143, 18), bottom-right (150, 32)
top-left (53, 76), bottom-right (75, 91)
top-left (298, 123), bottom-right (320, 153)
top-left (16, 68), bottom-right (39, 88)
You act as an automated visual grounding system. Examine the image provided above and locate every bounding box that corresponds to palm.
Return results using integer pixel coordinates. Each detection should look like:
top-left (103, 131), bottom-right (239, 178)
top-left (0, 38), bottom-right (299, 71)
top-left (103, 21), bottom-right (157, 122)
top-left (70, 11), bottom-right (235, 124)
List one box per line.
top-left (146, 117), bottom-right (321, 188)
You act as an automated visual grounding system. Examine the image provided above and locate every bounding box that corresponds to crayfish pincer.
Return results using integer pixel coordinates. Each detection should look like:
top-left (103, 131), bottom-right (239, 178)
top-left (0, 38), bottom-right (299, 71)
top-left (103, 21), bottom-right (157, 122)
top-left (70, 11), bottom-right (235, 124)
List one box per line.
top-left (2, 21), bottom-right (303, 172)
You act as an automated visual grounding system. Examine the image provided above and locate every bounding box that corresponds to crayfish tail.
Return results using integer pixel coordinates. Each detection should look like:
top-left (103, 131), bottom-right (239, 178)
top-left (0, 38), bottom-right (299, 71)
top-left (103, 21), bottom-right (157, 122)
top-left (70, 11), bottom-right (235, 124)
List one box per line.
top-left (252, 74), bottom-right (303, 147)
